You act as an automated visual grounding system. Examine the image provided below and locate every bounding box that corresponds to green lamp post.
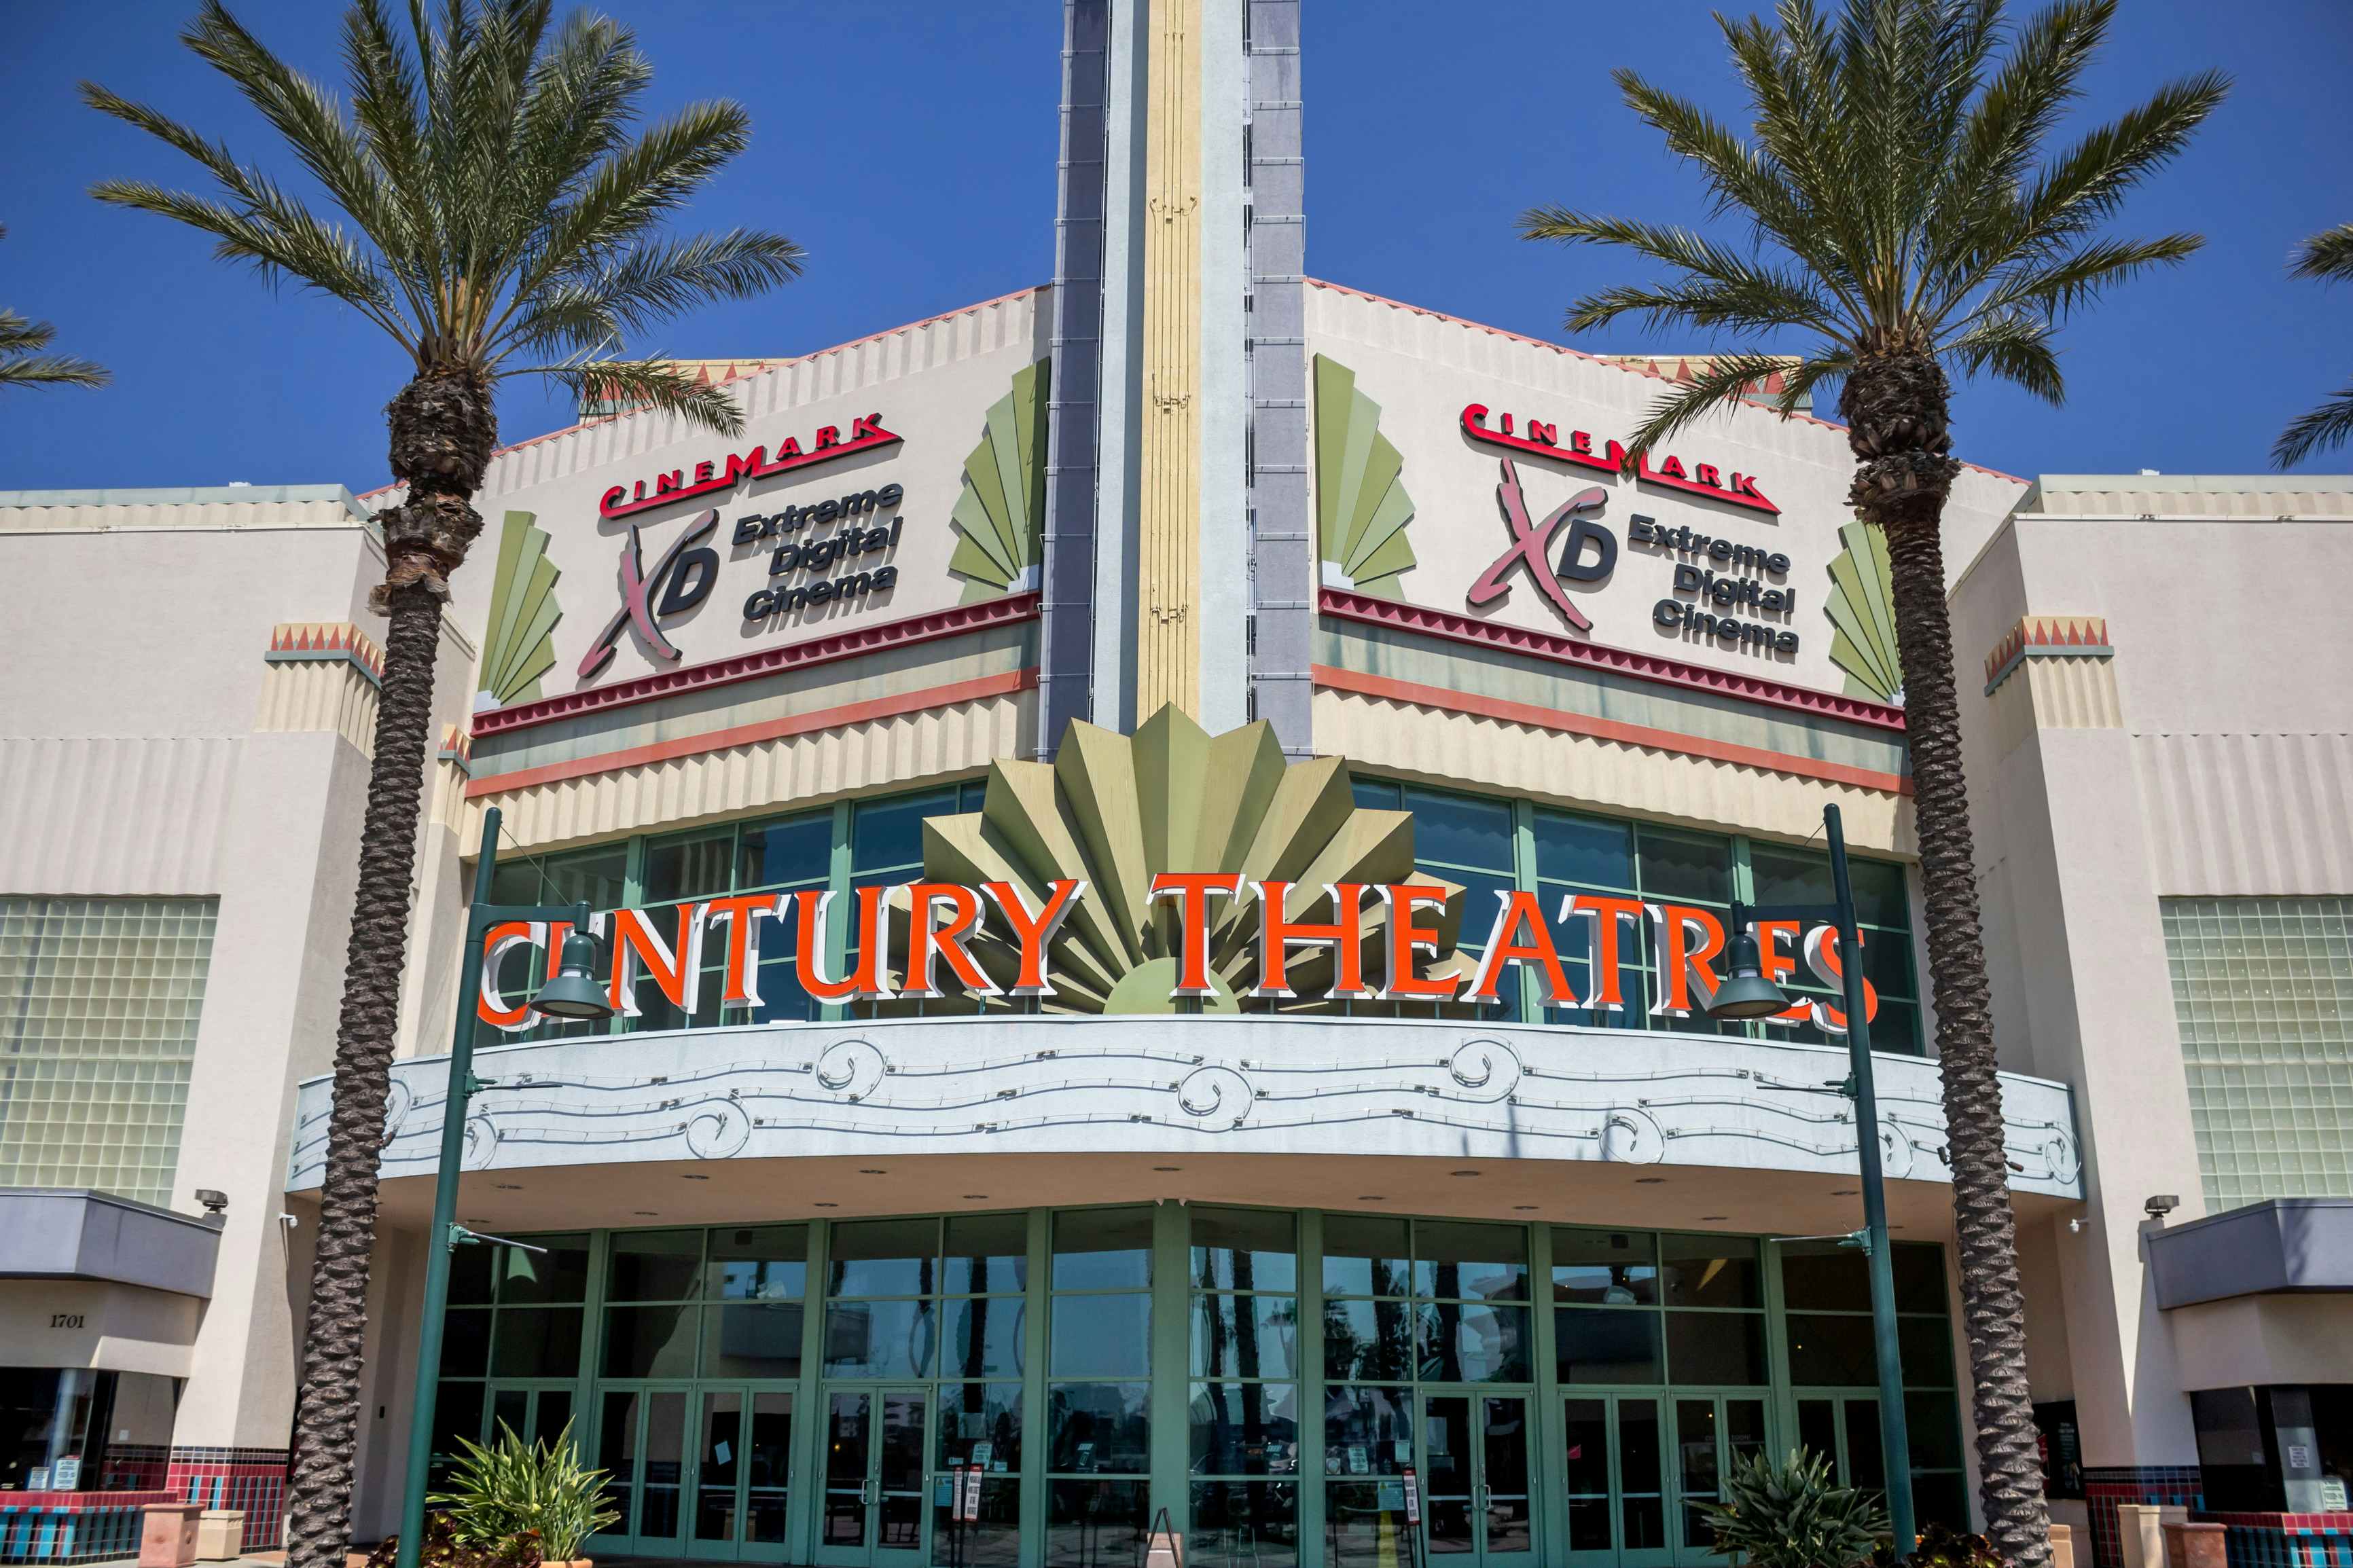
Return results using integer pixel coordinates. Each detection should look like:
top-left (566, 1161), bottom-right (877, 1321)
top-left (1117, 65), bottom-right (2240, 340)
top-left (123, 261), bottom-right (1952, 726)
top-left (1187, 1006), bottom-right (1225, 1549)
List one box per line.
top-left (1706, 801), bottom-right (1918, 1554)
top-left (392, 804), bottom-right (613, 1568)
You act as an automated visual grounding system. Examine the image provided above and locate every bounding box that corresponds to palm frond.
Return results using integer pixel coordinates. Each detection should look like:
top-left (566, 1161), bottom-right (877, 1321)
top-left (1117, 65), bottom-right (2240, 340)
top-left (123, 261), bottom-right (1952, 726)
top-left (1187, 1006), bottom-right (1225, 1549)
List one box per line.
top-left (0, 309), bottom-right (110, 390)
top-left (2275, 382), bottom-right (2353, 469)
top-left (1623, 352), bottom-right (1819, 460)
top-left (524, 356), bottom-right (744, 436)
top-left (1523, 0), bottom-right (2221, 437)
top-left (84, 0), bottom-right (795, 436)
top-left (2290, 223), bottom-right (2353, 285)
top-left (1950, 308), bottom-right (2064, 403)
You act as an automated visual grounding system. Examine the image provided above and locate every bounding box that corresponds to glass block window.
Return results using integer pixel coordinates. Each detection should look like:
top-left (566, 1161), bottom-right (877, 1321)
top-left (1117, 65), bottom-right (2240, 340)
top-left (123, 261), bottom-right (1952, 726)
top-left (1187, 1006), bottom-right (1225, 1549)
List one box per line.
top-left (0, 896), bottom-right (219, 1206)
top-left (2163, 896), bottom-right (2353, 1209)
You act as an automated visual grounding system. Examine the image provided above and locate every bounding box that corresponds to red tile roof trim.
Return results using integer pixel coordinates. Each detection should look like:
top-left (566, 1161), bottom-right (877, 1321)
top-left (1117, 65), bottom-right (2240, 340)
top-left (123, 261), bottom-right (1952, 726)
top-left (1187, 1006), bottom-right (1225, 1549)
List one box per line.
top-left (1314, 664), bottom-right (1911, 795)
top-left (468, 668), bottom-right (1036, 797)
top-left (1320, 587), bottom-right (1908, 733)
top-left (471, 592), bottom-right (1040, 739)
top-left (1304, 278), bottom-right (2027, 485)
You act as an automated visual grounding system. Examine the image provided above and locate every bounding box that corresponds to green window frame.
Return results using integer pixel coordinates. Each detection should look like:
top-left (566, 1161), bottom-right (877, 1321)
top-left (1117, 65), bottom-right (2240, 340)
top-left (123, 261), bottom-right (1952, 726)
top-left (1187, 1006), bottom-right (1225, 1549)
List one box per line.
top-left (1351, 777), bottom-right (1926, 1053)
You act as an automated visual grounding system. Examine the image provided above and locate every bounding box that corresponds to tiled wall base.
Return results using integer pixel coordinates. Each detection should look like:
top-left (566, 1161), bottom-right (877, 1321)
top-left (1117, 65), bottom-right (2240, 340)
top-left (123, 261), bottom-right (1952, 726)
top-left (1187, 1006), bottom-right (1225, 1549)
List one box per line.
top-left (2087, 1466), bottom-right (2208, 1568)
top-left (167, 1447), bottom-right (292, 1552)
top-left (0, 1493), bottom-right (170, 1565)
top-left (2204, 1512), bottom-right (2353, 1568)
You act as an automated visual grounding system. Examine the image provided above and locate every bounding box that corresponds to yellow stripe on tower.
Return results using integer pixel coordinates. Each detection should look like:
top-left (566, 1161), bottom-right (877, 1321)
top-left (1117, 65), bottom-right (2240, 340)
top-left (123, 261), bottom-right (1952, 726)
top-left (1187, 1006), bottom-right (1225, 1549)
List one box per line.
top-left (1136, 0), bottom-right (1204, 719)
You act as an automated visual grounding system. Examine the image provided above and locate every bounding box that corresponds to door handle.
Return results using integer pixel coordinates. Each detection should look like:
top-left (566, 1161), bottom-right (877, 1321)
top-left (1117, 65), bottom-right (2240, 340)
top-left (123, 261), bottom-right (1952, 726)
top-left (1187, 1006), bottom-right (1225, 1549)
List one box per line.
top-left (862, 1478), bottom-right (876, 1507)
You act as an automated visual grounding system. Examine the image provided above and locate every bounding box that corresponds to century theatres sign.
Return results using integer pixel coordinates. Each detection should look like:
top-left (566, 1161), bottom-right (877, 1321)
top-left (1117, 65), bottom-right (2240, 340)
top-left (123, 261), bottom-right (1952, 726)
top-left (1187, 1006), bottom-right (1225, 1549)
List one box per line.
top-left (475, 874), bottom-right (1884, 1032)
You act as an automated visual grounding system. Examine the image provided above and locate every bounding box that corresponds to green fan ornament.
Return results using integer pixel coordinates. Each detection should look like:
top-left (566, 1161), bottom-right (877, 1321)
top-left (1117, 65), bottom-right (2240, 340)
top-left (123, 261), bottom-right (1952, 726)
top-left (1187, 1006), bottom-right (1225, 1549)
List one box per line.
top-left (948, 358), bottom-right (1050, 603)
top-left (475, 511), bottom-right (562, 710)
top-left (1825, 519), bottom-right (1903, 704)
top-left (1313, 354), bottom-right (1418, 597)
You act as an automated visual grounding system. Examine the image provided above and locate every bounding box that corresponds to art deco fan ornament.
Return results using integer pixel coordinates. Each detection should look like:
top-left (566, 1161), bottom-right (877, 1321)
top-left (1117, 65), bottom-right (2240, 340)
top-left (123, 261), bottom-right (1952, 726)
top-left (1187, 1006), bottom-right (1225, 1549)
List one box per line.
top-left (475, 510), bottom-right (562, 709)
top-left (1313, 354), bottom-right (1418, 597)
top-left (947, 359), bottom-right (1049, 602)
top-left (893, 706), bottom-right (1469, 1013)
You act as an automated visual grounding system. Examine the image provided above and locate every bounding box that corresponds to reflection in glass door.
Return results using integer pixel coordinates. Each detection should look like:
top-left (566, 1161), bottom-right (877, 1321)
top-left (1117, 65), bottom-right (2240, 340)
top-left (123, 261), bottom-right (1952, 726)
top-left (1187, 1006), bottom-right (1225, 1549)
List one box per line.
top-left (1563, 1395), bottom-right (1672, 1567)
top-left (1797, 1397), bottom-right (1886, 1493)
top-left (686, 1389), bottom-right (793, 1561)
top-left (816, 1388), bottom-right (929, 1567)
top-left (484, 1385), bottom-right (576, 1451)
top-left (1674, 1397), bottom-right (1767, 1556)
top-left (1420, 1392), bottom-right (1536, 1565)
top-left (595, 1387), bottom-right (691, 1554)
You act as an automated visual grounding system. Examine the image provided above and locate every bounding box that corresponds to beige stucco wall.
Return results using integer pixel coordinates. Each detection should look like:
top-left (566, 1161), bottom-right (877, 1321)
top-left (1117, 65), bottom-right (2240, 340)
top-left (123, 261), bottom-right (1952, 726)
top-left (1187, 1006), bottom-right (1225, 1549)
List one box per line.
top-left (1952, 484), bottom-right (2353, 1469)
top-left (0, 498), bottom-right (474, 1448)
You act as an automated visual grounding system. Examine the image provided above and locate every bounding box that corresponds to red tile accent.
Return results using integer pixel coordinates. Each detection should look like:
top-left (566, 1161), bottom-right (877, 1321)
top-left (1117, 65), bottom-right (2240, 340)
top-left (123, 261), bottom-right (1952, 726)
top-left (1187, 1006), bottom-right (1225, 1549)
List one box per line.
top-left (471, 593), bottom-right (1041, 739)
top-left (467, 668), bottom-right (1038, 797)
top-left (1319, 587), bottom-right (1910, 732)
top-left (1311, 663), bottom-right (1912, 795)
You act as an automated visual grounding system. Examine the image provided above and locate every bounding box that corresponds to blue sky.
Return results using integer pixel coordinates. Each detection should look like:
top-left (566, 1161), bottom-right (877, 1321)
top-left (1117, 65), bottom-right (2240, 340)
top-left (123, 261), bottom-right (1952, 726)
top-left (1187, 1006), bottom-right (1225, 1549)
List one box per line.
top-left (3, 0), bottom-right (2347, 492)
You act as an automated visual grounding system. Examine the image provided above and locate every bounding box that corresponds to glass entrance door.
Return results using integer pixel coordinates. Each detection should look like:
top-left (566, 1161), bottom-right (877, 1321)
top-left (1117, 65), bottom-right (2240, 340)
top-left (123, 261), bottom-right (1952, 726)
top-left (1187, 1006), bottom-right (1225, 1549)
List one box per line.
top-left (485, 1384), bottom-right (577, 1451)
top-left (1419, 1392), bottom-right (1537, 1565)
top-left (1672, 1396), bottom-right (1767, 1556)
top-left (594, 1386), bottom-right (692, 1555)
top-left (686, 1388), bottom-right (794, 1561)
top-left (1562, 1395), bottom-right (1673, 1567)
top-left (816, 1388), bottom-right (930, 1567)
top-left (1797, 1396), bottom-right (1886, 1494)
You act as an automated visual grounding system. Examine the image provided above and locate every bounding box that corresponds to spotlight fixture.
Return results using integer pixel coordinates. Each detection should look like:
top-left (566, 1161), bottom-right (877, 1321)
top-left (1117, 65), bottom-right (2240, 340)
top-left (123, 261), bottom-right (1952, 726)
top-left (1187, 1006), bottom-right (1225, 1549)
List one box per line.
top-left (532, 930), bottom-right (617, 1020)
top-left (2144, 1193), bottom-right (2180, 1220)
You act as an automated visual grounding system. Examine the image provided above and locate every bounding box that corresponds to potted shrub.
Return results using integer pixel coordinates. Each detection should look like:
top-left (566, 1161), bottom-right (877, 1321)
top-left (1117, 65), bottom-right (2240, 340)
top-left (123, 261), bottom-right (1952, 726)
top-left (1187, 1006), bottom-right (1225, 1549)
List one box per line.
top-left (370, 1421), bottom-right (616, 1568)
top-left (1701, 1449), bottom-right (1890, 1568)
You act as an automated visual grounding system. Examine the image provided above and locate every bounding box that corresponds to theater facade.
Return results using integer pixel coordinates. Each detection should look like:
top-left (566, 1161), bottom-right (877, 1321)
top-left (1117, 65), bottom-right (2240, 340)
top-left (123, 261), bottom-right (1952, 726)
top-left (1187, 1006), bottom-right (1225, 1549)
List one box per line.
top-left (10, 4), bottom-right (2353, 1568)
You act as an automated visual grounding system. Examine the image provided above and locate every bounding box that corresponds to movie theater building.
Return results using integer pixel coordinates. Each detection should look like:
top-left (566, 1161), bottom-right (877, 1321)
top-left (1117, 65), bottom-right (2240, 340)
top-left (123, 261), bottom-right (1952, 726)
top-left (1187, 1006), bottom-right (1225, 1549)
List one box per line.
top-left (5, 6), bottom-right (2350, 1568)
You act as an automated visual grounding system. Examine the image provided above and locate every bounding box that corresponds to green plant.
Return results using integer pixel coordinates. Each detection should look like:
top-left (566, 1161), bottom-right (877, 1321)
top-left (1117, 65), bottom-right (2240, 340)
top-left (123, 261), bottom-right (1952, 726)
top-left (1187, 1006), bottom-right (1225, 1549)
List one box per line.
top-left (1875, 1522), bottom-right (2013, 1568)
top-left (427, 1420), bottom-right (618, 1562)
top-left (1702, 1448), bottom-right (1890, 1568)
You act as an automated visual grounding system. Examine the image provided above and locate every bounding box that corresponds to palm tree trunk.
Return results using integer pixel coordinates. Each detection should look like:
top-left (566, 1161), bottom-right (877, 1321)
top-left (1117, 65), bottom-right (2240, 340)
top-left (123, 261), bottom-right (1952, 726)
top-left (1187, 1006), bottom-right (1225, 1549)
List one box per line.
top-left (1845, 354), bottom-right (2050, 1568)
top-left (285, 367), bottom-right (495, 1568)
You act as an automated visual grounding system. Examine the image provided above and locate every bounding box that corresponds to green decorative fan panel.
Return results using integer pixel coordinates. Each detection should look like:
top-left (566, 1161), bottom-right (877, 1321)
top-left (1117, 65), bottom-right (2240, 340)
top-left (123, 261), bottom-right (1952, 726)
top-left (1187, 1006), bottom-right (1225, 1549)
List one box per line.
top-left (948, 358), bottom-right (1050, 604)
top-left (899, 704), bottom-right (1471, 1015)
top-left (1825, 519), bottom-right (1902, 703)
top-left (1313, 354), bottom-right (1418, 597)
top-left (476, 510), bottom-right (561, 708)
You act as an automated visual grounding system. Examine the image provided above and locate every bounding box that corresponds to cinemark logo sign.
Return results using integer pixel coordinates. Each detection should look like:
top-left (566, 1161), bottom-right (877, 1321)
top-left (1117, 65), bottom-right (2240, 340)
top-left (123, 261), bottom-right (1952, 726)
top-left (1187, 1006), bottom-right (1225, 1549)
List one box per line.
top-left (598, 412), bottom-right (901, 519)
top-left (1460, 403), bottom-right (1779, 515)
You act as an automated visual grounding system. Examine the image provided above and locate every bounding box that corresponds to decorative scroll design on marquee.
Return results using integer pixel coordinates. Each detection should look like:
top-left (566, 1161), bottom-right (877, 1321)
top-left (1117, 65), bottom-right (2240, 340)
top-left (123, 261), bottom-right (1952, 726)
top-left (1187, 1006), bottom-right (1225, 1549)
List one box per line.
top-left (295, 1015), bottom-right (2083, 1199)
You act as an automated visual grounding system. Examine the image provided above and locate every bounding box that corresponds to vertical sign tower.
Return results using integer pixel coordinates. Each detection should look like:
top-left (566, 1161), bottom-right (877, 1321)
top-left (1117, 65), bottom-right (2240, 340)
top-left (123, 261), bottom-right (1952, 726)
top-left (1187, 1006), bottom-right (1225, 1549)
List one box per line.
top-left (1037, 0), bottom-right (1311, 754)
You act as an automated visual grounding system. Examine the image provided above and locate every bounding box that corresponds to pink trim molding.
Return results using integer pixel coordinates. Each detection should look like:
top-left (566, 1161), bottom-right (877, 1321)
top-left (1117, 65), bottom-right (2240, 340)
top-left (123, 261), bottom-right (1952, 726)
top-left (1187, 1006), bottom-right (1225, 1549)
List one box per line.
top-left (469, 668), bottom-right (1037, 797)
top-left (472, 592), bottom-right (1041, 738)
top-left (1319, 587), bottom-right (1909, 733)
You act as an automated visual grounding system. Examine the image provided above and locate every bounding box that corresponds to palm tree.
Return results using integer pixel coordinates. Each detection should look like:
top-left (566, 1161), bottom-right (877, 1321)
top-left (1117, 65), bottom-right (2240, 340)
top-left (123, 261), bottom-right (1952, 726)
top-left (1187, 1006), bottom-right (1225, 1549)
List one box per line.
top-left (2276, 223), bottom-right (2353, 466)
top-left (83, 5), bottom-right (800, 1565)
top-left (1520, 2), bottom-right (2221, 1561)
top-left (0, 226), bottom-right (109, 389)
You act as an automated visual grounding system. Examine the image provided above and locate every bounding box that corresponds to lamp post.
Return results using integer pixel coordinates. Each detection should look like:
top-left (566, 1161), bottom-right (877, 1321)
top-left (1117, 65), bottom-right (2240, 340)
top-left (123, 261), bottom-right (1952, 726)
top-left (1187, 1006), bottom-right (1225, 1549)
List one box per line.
top-left (393, 805), bottom-right (612, 1568)
top-left (1707, 801), bottom-right (1916, 1553)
